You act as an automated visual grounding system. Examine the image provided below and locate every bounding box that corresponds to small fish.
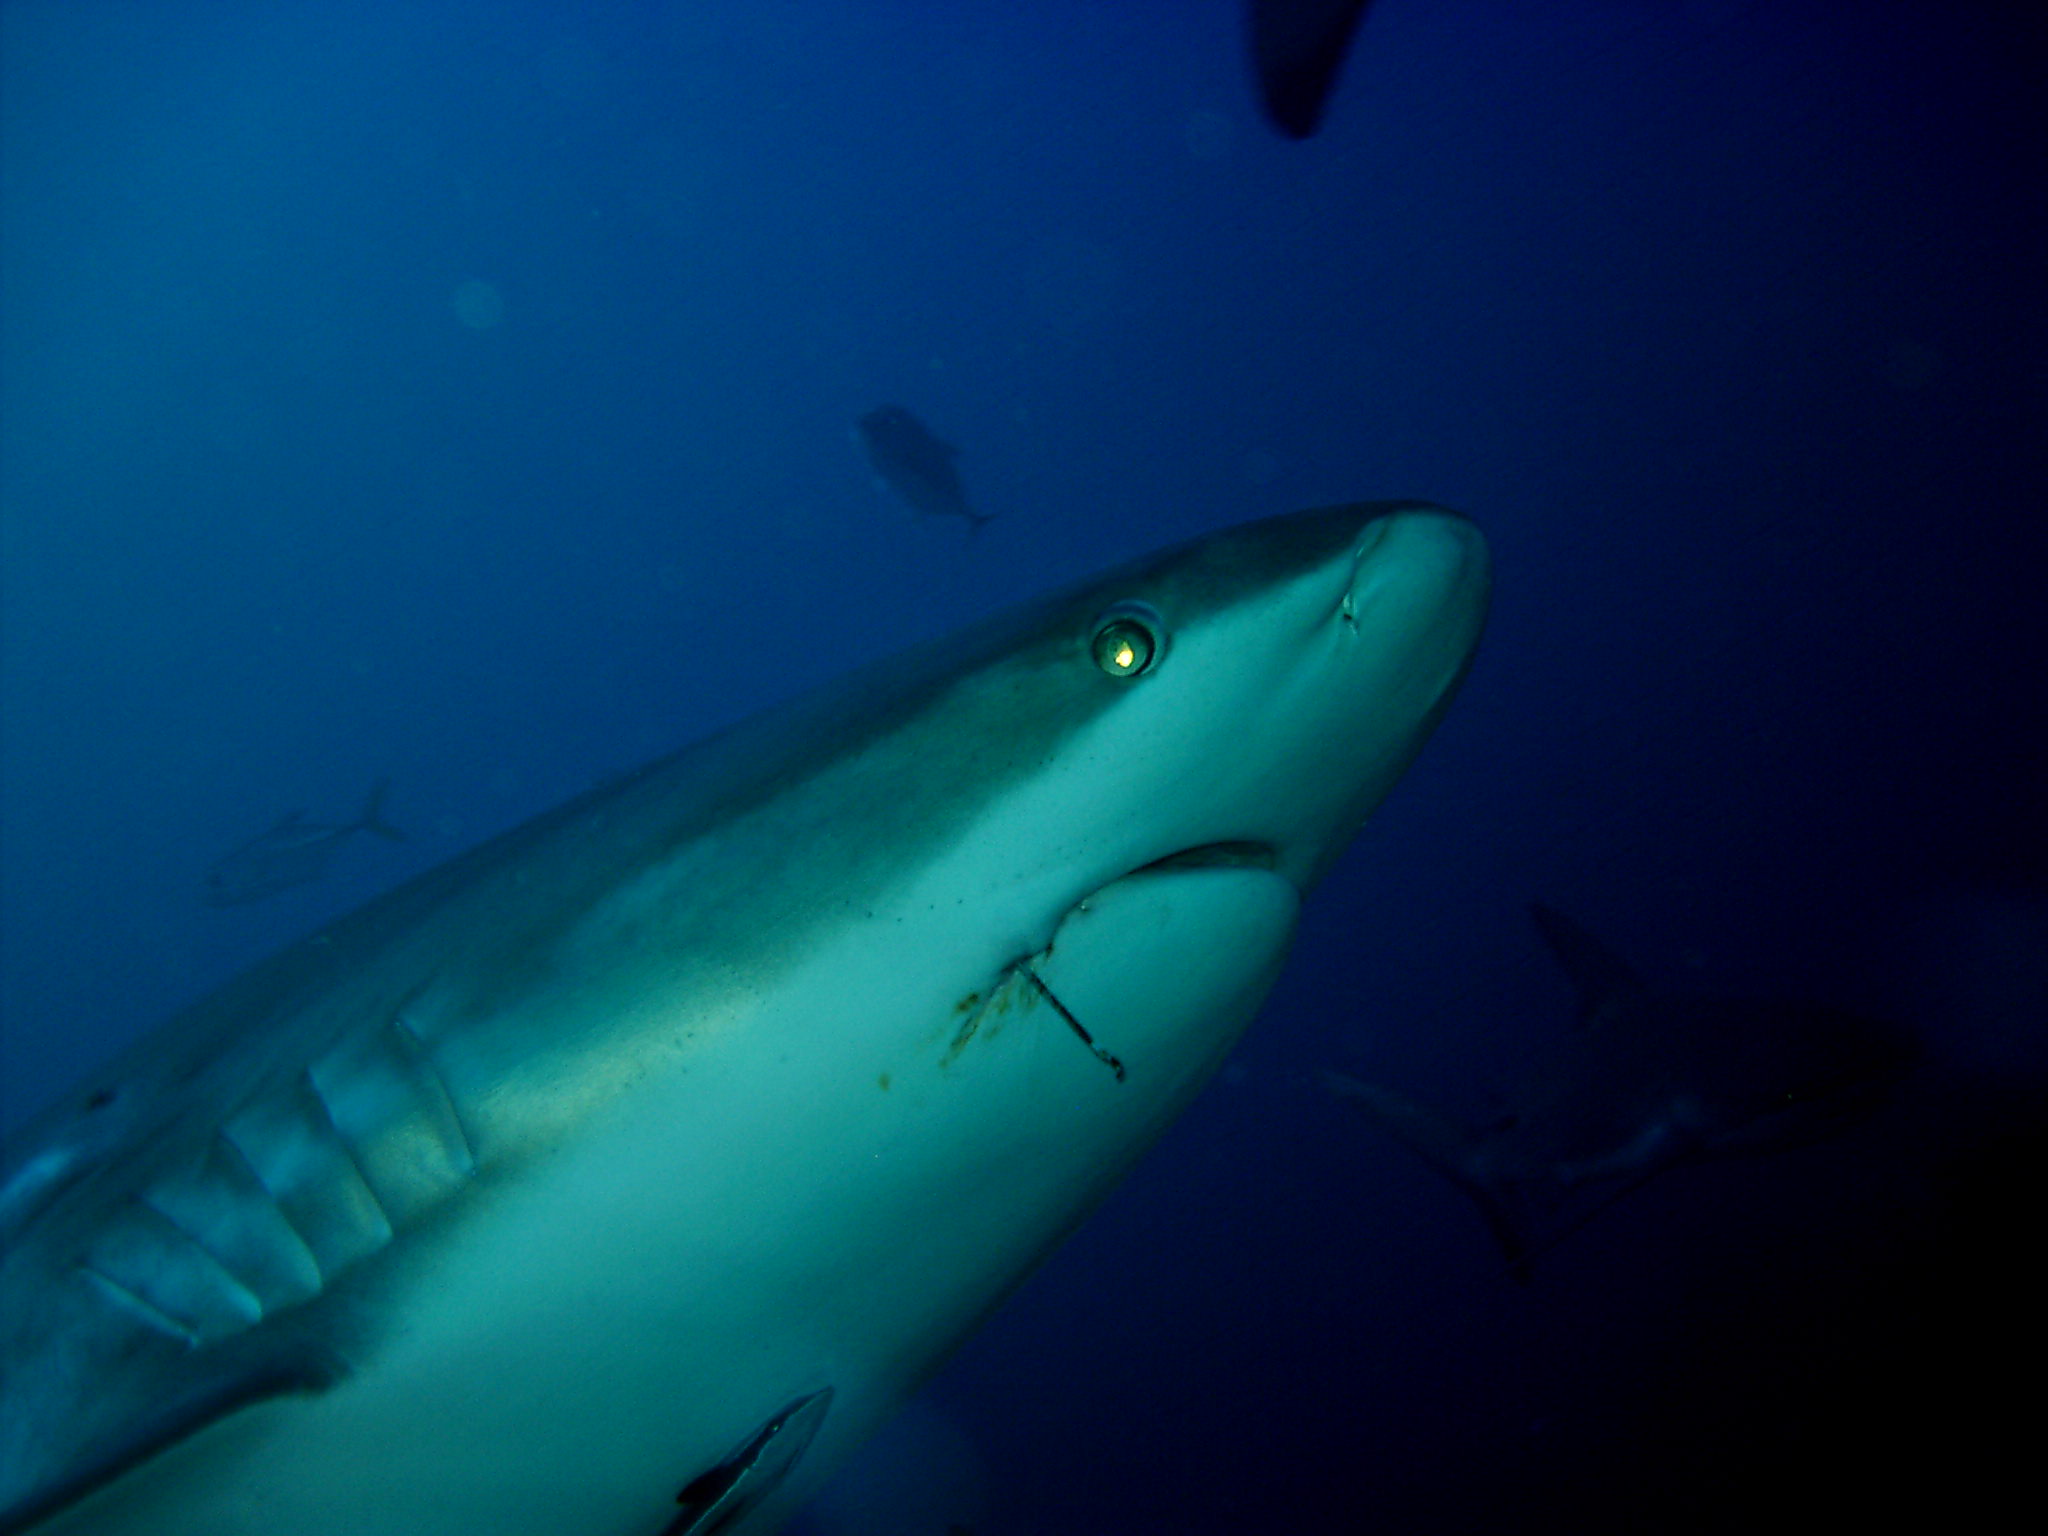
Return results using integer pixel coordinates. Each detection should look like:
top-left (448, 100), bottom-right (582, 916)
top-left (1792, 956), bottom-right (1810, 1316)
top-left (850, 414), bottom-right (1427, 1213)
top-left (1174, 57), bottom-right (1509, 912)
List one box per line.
top-left (203, 779), bottom-right (406, 905)
top-left (855, 405), bottom-right (994, 534)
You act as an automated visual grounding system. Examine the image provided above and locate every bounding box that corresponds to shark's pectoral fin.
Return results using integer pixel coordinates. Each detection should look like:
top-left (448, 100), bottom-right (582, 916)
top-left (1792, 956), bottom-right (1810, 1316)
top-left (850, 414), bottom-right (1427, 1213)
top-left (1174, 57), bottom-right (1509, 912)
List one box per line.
top-left (663, 1387), bottom-right (833, 1536)
top-left (1507, 1116), bottom-right (1708, 1268)
top-left (1320, 1071), bottom-right (1539, 1271)
top-left (0, 1346), bottom-right (343, 1535)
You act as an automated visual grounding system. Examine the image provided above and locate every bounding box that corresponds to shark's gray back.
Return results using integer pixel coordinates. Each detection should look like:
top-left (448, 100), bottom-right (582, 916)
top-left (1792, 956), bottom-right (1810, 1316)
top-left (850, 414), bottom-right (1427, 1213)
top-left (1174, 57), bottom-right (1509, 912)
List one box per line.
top-left (0, 565), bottom-right (1134, 1525)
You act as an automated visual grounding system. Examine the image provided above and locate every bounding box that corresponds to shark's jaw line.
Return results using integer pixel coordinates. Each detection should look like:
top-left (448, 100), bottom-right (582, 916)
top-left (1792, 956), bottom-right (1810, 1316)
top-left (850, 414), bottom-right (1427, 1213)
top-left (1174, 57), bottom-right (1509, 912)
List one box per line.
top-left (1, 502), bottom-right (1489, 1536)
top-left (973, 844), bottom-right (1288, 1085)
top-left (1134, 839), bottom-right (1279, 875)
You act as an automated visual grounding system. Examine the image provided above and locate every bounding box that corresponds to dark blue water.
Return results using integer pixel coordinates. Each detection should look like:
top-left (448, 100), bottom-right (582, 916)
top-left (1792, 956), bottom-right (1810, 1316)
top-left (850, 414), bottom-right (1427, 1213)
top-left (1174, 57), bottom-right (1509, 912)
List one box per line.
top-left (3, 3), bottom-right (2042, 1532)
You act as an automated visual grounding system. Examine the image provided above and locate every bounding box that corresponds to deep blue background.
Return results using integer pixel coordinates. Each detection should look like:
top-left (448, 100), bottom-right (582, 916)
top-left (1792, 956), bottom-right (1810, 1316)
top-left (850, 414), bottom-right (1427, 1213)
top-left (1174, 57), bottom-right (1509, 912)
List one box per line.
top-left (3, 3), bottom-right (2043, 1532)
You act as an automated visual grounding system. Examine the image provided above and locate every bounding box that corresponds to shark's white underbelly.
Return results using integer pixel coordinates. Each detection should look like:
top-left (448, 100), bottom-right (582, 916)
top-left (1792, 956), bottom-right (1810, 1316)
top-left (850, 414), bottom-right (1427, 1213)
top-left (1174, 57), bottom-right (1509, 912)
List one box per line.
top-left (42, 866), bottom-right (1299, 1536)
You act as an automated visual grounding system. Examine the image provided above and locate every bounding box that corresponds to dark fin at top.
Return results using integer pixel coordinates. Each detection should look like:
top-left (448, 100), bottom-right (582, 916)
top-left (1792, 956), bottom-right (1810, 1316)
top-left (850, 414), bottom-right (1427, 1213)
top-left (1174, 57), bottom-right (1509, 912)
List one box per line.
top-left (1528, 902), bottom-right (1648, 1027)
top-left (664, 1387), bottom-right (834, 1536)
top-left (356, 778), bottom-right (407, 843)
top-left (1246, 0), bottom-right (1373, 139)
top-left (0, 1347), bottom-right (343, 1535)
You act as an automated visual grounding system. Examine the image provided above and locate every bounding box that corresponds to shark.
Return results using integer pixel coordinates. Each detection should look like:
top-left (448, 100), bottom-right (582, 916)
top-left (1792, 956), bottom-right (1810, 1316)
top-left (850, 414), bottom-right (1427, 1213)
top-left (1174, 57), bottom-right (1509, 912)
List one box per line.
top-left (0, 502), bottom-right (1488, 1535)
top-left (1324, 902), bottom-right (1918, 1276)
top-left (202, 780), bottom-right (407, 906)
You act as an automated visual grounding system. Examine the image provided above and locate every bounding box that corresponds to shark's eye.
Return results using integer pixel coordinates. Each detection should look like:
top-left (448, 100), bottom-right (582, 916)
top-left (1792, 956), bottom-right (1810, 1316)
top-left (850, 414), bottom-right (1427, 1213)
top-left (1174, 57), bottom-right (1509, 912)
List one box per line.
top-left (1090, 604), bottom-right (1164, 679)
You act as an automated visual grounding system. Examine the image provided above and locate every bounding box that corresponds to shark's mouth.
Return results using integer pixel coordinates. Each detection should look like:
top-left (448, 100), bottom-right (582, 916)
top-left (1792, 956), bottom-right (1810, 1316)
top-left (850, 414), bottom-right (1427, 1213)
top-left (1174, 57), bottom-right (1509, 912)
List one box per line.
top-left (1002, 841), bottom-right (1292, 1081)
top-left (1131, 841), bottom-right (1278, 877)
top-left (950, 842), bottom-right (1291, 1083)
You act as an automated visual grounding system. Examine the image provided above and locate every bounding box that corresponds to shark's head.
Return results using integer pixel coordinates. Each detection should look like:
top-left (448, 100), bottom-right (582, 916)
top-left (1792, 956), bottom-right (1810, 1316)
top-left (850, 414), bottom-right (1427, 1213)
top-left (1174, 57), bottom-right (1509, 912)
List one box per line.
top-left (860, 499), bottom-right (1492, 966)
top-left (686, 497), bottom-right (1493, 1520)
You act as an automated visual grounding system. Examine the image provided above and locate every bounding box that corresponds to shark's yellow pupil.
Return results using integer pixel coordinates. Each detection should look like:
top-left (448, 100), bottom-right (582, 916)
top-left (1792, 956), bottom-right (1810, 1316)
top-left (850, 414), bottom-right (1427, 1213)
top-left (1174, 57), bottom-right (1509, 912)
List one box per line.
top-left (1091, 616), bottom-right (1158, 677)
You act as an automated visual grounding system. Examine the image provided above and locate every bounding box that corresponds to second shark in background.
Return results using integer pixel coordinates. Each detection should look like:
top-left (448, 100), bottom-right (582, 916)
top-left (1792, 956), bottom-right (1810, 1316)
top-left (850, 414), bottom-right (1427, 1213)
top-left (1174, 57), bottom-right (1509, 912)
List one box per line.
top-left (202, 780), bottom-right (406, 906)
top-left (1326, 902), bottom-right (1917, 1276)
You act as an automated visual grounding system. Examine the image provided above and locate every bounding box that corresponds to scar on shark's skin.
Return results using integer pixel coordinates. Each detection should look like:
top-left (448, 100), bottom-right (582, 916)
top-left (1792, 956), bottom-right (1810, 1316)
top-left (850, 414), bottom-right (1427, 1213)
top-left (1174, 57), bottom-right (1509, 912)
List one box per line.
top-left (942, 962), bottom-right (1124, 1082)
top-left (1022, 965), bottom-right (1126, 1082)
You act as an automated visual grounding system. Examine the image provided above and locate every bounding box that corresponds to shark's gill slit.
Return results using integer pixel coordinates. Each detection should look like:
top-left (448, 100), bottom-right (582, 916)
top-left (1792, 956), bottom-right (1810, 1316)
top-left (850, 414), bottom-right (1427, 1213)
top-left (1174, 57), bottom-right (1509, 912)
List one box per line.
top-left (389, 1011), bottom-right (481, 1179)
top-left (1021, 965), bottom-right (1125, 1083)
top-left (75, 1266), bottom-right (200, 1348)
top-left (299, 1070), bottom-right (396, 1243)
top-left (134, 1195), bottom-right (264, 1323)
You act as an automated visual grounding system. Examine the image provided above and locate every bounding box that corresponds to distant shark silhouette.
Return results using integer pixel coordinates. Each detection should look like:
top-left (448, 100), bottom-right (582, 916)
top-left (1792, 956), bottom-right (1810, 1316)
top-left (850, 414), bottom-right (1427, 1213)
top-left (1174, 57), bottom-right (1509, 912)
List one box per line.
top-left (202, 780), bottom-right (406, 905)
top-left (1246, 0), bottom-right (1373, 139)
top-left (855, 405), bottom-right (993, 533)
top-left (1325, 902), bottom-right (1916, 1275)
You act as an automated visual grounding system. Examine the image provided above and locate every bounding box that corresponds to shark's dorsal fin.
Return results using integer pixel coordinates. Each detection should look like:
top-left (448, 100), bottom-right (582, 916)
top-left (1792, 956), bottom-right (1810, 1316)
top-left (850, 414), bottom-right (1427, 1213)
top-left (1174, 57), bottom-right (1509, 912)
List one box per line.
top-left (354, 779), bottom-right (406, 843)
top-left (1528, 903), bottom-right (1647, 1027)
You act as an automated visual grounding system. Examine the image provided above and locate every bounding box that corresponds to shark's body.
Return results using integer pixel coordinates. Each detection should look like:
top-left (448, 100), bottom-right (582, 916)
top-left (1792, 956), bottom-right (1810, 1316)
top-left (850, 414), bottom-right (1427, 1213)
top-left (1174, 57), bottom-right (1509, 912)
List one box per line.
top-left (1326, 902), bottom-right (1916, 1274)
top-left (0, 503), bottom-right (1488, 1535)
top-left (202, 780), bottom-right (406, 906)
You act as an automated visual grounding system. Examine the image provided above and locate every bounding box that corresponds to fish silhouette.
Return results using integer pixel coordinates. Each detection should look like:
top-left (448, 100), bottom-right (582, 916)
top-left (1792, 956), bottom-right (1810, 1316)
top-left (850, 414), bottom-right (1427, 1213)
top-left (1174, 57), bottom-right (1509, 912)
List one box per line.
top-left (855, 405), bottom-right (993, 533)
top-left (1246, 0), bottom-right (1373, 139)
top-left (203, 780), bottom-right (406, 905)
top-left (1326, 902), bottom-right (1916, 1275)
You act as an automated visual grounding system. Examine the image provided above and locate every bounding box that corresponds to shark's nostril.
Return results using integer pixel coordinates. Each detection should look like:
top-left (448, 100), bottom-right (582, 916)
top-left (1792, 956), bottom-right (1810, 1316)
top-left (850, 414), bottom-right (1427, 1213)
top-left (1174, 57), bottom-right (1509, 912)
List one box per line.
top-left (1351, 519), bottom-right (1390, 567)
